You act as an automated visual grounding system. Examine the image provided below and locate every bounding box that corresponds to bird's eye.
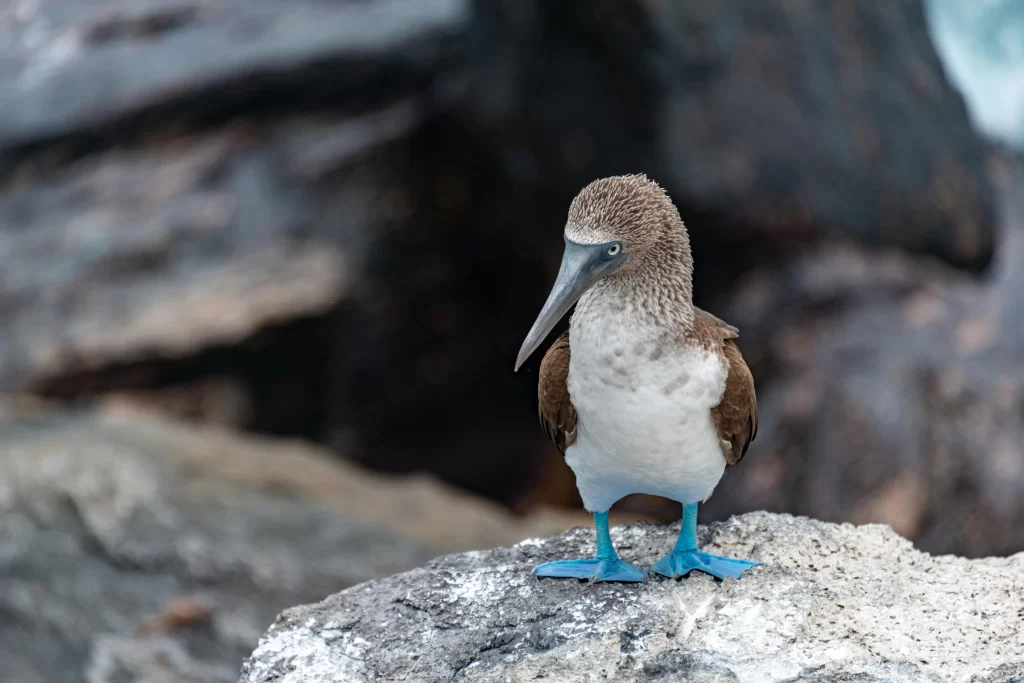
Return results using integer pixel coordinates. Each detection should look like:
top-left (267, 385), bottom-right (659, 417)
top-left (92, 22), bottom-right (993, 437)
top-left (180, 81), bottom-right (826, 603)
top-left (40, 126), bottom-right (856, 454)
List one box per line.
top-left (607, 243), bottom-right (621, 257)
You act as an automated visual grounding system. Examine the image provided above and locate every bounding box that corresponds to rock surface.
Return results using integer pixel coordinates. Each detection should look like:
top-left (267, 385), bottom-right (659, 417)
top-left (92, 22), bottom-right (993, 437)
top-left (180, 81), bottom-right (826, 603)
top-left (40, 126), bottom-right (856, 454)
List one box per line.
top-left (0, 399), bottom-right (585, 683)
top-left (239, 512), bottom-right (1024, 683)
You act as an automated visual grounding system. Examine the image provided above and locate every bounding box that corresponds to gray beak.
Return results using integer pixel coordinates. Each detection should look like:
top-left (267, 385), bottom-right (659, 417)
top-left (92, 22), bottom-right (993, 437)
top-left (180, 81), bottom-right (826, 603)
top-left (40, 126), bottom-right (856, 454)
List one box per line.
top-left (515, 239), bottom-right (627, 371)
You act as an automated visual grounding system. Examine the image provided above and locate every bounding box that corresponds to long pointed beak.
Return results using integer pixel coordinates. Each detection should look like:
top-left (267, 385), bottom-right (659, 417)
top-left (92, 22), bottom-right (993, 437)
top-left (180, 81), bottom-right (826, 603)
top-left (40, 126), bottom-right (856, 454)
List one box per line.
top-left (514, 240), bottom-right (626, 371)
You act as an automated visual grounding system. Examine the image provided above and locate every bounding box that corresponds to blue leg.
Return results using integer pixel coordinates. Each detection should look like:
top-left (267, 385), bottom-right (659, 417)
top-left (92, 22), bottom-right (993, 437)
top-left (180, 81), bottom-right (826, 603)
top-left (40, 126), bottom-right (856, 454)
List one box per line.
top-left (534, 511), bottom-right (645, 583)
top-left (651, 503), bottom-right (757, 580)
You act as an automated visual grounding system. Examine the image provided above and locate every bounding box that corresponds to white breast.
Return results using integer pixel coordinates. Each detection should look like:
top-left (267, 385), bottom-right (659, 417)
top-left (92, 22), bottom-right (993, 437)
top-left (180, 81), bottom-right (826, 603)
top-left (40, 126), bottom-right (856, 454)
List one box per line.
top-left (564, 308), bottom-right (728, 513)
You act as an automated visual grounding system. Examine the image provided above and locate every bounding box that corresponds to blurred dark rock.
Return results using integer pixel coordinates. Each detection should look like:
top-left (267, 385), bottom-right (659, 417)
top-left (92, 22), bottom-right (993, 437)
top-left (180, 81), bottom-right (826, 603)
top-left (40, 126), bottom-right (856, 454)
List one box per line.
top-left (0, 0), bottom-right (459, 390)
top-left (0, 0), bottom-right (1002, 523)
top-left (0, 107), bottom-right (398, 389)
top-left (464, 0), bottom-right (995, 270)
top-left (0, 0), bottom-right (466, 151)
top-left (0, 398), bottom-right (586, 683)
top-left (703, 166), bottom-right (1024, 558)
top-left (100, 376), bottom-right (255, 428)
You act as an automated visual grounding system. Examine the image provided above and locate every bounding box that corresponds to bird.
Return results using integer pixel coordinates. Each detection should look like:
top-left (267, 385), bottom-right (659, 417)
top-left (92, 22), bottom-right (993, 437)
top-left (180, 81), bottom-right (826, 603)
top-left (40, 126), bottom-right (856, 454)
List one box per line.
top-left (514, 174), bottom-right (759, 583)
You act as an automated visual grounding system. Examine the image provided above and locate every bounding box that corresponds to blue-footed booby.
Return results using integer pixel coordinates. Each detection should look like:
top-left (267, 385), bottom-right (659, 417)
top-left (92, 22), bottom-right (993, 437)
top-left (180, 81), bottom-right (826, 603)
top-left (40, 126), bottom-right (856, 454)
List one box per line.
top-left (515, 174), bottom-right (759, 583)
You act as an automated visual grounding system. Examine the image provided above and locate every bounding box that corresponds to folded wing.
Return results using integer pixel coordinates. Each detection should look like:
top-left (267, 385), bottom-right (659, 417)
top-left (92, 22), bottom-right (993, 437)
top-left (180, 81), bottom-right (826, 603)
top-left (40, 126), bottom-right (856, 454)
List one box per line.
top-left (698, 309), bottom-right (758, 467)
top-left (537, 330), bottom-right (577, 453)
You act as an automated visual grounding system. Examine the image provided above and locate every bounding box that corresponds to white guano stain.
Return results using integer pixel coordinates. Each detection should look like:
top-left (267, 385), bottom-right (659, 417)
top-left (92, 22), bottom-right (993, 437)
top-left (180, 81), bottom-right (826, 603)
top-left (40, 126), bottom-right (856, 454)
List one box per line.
top-left (248, 623), bottom-right (367, 682)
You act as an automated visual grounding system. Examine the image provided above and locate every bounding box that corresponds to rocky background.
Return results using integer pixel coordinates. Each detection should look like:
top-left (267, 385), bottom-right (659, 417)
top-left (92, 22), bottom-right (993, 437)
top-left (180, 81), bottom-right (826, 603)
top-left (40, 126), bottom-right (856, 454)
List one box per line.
top-left (0, 0), bottom-right (1020, 680)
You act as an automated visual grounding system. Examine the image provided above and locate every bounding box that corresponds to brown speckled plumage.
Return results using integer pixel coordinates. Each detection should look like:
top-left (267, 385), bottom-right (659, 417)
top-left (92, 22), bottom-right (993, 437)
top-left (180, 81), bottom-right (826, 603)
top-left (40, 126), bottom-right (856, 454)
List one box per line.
top-left (566, 175), bottom-right (695, 331)
top-left (536, 174), bottom-right (757, 468)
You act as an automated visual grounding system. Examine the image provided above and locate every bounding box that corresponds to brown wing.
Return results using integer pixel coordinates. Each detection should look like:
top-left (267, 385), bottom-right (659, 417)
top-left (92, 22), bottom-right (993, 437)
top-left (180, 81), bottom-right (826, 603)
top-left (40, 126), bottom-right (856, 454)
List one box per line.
top-left (537, 330), bottom-right (577, 453)
top-left (697, 309), bottom-right (757, 467)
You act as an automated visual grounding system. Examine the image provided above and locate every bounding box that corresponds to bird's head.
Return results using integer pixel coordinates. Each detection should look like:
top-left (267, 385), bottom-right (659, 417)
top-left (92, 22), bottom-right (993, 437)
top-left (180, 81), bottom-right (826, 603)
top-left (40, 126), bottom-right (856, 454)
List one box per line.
top-left (515, 174), bottom-right (690, 371)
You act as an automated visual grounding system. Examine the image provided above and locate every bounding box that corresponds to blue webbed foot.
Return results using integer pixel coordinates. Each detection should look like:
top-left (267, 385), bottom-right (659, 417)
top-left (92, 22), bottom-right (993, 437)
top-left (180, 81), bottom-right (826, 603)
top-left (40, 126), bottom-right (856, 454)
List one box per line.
top-left (533, 511), bottom-right (645, 583)
top-left (650, 549), bottom-right (757, 580)
top-left (534, 558), bottom-right (646, 583)
top-left (651, 503), bottom-right (759, 580)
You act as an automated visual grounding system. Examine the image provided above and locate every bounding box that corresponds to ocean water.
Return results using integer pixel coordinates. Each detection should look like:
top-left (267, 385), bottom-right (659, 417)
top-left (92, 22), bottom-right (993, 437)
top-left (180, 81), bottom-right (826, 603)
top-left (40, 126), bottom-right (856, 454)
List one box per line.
top-left (926, 0), bottom-right (1024, 150)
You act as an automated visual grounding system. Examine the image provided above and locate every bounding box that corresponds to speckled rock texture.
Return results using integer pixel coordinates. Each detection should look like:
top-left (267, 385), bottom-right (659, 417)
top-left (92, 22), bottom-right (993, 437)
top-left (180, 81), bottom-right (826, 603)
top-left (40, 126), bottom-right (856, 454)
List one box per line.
top-left (239, 512), bottom-right (1024, 683)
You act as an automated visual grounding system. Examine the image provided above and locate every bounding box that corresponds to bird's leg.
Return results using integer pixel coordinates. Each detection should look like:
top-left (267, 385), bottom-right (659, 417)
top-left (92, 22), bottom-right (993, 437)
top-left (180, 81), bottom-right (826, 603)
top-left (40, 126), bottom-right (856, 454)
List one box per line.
top-left (534, 511), bottom-right (645, 583)
top-left (650, 503), bottom-right (758, 580)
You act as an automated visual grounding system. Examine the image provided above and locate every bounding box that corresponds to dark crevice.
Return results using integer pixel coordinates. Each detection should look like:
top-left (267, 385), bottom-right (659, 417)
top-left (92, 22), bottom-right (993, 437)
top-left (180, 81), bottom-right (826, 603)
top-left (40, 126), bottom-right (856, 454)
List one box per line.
top-left (448, 631), bottom-right (517, 681)
top-left (86, 5), bottom-right (202, 45)
top-left (30, 312), bottom-right (335, 441)
top-left (393, 597), bottom-right (435, 618)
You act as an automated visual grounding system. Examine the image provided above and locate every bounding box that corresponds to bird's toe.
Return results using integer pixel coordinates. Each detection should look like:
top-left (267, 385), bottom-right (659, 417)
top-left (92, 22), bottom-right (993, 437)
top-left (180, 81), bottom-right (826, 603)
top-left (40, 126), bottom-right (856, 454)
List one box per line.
top-left (651, 550), bottom-right (757, 581)
top-left (534, 558), bottom-right (645, 583)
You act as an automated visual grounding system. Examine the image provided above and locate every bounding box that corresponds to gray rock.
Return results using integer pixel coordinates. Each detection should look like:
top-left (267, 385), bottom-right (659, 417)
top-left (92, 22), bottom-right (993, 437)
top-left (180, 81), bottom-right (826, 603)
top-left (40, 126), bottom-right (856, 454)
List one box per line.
top-left (0, 107), bottom-right (404, 390)
top-left (0, 398), bottom-right (593, 682)
top-left (0, 0), bottom-right (466, 149)
top-left (238, 512), bottom-right (1024, 683)
top-left (0, 401), bottom-right (446, 683)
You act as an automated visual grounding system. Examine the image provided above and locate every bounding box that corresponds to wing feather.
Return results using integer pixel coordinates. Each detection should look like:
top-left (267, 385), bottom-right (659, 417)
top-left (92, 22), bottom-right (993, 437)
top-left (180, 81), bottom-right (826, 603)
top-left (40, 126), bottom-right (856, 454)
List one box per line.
top-left (698, 309), bottom-right (757, 467)
top-left (537, 331), bottom-right (577, 453)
